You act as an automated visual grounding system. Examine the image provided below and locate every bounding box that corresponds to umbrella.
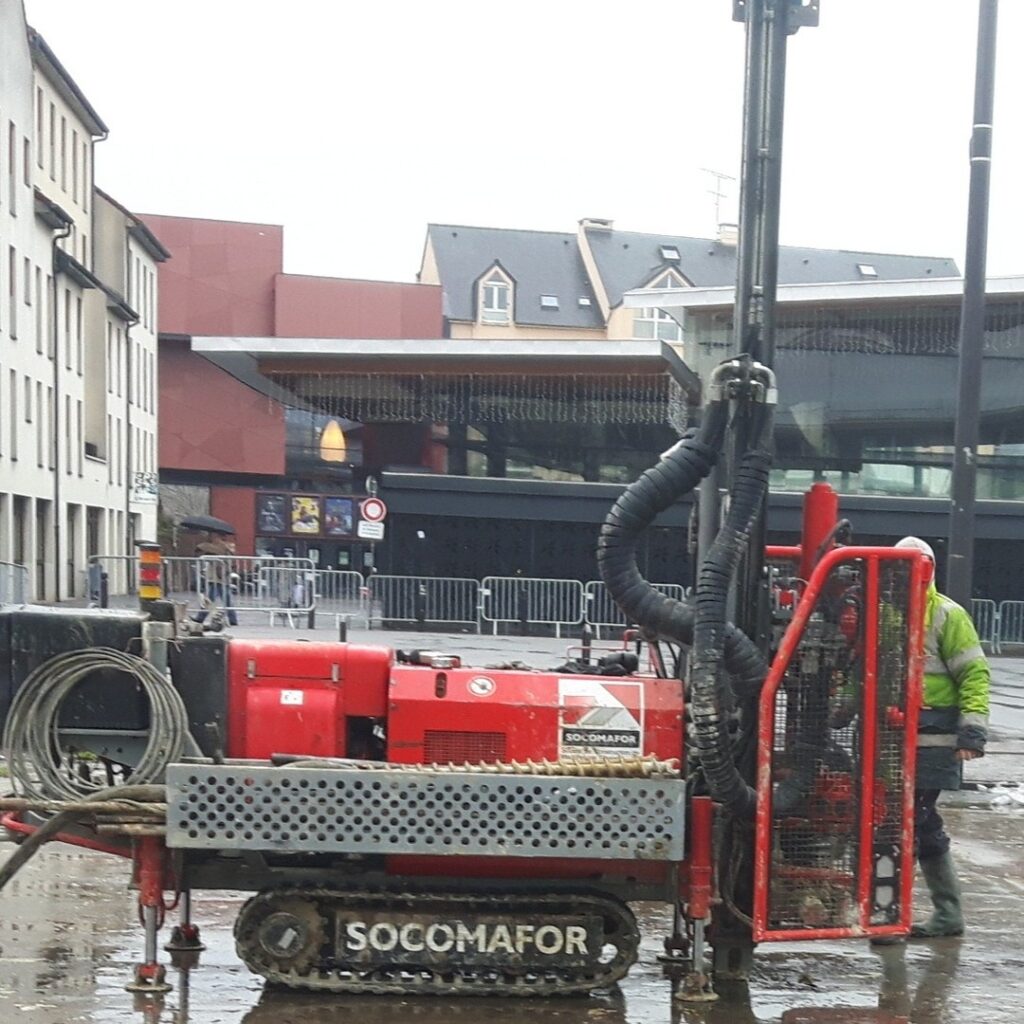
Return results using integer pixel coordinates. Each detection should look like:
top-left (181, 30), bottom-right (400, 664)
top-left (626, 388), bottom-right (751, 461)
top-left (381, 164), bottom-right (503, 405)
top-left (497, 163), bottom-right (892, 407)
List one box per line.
top-left (179, 514), bottom-right (236, 536)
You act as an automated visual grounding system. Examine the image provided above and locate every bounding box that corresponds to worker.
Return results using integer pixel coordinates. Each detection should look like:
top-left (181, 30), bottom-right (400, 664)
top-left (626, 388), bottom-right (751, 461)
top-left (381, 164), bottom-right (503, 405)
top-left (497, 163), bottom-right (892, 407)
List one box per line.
top-left (895, 536), bottom-right (990, 938)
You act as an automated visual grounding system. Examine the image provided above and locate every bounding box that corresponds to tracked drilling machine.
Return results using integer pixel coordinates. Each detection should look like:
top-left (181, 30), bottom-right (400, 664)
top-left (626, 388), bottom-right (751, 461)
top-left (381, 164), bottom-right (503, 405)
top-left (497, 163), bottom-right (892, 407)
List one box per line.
top-left (0, 0), bottom-right (929, 1002)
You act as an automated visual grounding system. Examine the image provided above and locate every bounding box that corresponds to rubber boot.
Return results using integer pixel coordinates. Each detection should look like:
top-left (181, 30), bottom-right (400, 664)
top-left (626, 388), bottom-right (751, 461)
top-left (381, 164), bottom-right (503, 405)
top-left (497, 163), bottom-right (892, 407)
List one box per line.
top-left (910, 850), bottom-right (964, 938)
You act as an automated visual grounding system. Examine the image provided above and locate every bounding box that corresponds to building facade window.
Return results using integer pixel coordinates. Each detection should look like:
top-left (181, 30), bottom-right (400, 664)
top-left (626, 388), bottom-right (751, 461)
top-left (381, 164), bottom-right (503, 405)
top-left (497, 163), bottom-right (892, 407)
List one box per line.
top-left (8, 122), bottom-right (16, 213)
top-left (48, 103), bottom-right (55, 179)
top-left (8, 247), bottom-right (16, 339)
top-left (35, 88), bottom-right (44, 168)
top-left (35, 268), bottom-right (43, 354)
top-left (480, 268), bottom-right (512, 325)
top-left (36, 382), bottom-right (43, 467)
top-left (632, 272), bottom-right (684, 343)
top-left (10, 369), bottom-right (18, 461)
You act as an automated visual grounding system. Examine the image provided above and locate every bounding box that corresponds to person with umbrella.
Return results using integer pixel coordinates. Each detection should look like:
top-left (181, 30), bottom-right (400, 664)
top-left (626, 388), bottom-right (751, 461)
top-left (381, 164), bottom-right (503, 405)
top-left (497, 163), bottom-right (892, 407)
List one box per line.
top-left (181, 516), bottom-right (239, 627)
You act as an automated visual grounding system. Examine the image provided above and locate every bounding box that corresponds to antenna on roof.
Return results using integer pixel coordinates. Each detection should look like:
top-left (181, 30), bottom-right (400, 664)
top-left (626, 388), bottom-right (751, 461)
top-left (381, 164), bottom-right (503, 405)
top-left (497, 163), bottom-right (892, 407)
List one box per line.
top-left (701, 168), bottom-right (737, 231)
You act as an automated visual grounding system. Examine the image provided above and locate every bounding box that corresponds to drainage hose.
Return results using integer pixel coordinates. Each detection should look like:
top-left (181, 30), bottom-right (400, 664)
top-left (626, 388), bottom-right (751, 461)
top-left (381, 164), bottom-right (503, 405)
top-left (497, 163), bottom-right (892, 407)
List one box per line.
top-left (597, 398), bottom-right (767, 696)
top-left (2, 648), bottom-right (190, 802)
top-left (689, 404), bottom-right (774, 819)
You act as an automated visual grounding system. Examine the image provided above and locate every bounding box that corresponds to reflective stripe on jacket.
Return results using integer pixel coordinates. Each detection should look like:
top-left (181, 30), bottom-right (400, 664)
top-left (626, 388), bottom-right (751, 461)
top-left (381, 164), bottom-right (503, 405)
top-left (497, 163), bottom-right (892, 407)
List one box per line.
top-left (918, 584), bottom-right (990, 753)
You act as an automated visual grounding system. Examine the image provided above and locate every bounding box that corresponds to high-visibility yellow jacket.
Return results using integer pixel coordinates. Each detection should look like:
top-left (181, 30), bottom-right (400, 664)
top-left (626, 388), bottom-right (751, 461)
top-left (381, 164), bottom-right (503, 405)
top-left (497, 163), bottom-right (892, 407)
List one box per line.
top-left (917, 583), bottom-right (989, 774)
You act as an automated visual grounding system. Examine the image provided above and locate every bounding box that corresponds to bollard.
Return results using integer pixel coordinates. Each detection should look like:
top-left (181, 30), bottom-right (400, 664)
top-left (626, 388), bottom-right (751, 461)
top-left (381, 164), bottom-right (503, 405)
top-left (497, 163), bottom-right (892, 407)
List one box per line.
top-left (338, 616), bottom-right (348, 642)
top-left (100, 570), bottom-right (109, 609)
top-left (415, 584), bottom-right (427, 627)
top-left (517, 584), bottom-right (529, 636)
top-left (581, 623), bottom-right (593, 665)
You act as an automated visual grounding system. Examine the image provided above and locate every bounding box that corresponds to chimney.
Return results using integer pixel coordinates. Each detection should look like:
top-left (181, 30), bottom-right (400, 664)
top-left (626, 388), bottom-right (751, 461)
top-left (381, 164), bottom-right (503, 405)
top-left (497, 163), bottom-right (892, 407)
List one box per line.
top-left (717, 222), bottom-right (739, 246)
top-left (579, 218), bottom-right (614, 232)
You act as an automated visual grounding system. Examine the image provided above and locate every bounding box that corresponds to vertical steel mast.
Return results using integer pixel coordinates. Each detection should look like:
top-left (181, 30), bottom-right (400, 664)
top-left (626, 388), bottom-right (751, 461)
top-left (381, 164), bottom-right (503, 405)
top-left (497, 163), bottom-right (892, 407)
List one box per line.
top-left (707, 0), bottom-right (818, 979)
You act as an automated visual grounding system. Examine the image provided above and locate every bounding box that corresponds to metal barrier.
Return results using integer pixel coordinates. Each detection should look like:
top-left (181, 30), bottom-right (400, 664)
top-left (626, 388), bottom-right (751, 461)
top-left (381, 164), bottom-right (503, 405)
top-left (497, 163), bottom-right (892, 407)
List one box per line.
top-left (480, 577), bottom-right (584, 637)
top-left (996, 600), bottom-right (1024, 655)
top-left (368, 575), bottom-right (479, 630)
top-left (0, 561), bottom-right (29, 604)
top-left (315, 569), bottom-right (366, 623)
top-left (971, 598), bottom-right (1000, 654)
top-left (198, 556), bottom-right (317, 626)
top-left (583, 580), bottom-right (686, 638)
top-left (87, 554), bottom-right (140, 602)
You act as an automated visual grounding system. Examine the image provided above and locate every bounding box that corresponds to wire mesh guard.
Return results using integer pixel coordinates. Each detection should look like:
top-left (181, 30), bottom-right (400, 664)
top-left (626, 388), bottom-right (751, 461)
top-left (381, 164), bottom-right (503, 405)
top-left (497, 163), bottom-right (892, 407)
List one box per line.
top-left (759, 555), bottom-right (915, 937)
top-left (166, 765), bottom-right (686, 860)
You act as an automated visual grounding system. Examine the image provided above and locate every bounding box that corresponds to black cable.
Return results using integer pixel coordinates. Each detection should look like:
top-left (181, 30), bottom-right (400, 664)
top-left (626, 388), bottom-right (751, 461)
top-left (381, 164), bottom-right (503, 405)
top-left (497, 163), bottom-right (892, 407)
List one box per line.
top-left (2, 648), bottom-right (190, 801)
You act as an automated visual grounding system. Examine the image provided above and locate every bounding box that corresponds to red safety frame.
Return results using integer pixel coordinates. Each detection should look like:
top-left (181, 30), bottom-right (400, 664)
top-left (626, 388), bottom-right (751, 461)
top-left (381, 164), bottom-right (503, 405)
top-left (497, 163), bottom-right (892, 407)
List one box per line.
top-left (753, 546), bottom-right (927, 942)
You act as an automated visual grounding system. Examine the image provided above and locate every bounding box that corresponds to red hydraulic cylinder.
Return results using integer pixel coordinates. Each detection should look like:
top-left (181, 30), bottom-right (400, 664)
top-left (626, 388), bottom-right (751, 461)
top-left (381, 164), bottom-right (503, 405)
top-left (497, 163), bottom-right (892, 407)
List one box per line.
top-left (687, 796), bottom-right (714, 921)
top-left (126, 836), bottom-right (172, 994)
top-left (798, 482), bottom-right (839, 582)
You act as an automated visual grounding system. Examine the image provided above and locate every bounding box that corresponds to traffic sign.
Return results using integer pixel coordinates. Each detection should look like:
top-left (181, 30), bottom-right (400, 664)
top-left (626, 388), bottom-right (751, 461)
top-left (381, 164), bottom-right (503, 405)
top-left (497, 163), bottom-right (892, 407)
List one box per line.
top-left (357, 521), bottom-right (385, 541)
top-left (360, 497), bottom-right (388, 523)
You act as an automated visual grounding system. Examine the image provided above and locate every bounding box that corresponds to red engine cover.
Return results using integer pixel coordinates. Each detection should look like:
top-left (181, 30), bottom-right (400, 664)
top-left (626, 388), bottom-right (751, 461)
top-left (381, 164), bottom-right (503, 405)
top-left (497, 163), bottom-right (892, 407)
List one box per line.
top-left (226, 640), bottom-right (391, 759)
top-left (386, 666), bottom-right (684, 766)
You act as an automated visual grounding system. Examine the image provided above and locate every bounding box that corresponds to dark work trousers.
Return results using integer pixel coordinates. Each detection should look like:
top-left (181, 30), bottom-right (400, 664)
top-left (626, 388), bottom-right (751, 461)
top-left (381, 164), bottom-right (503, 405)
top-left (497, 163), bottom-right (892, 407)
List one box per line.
top-left (915, 788), bottom-right (951, 861)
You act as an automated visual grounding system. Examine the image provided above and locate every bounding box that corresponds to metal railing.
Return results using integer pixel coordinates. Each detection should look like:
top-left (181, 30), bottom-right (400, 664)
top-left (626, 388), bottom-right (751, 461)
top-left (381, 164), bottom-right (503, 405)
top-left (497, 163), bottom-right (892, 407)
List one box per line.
top-left (315, 569), bottom-right (367, 623)
top-left (970, 598), bottom-right (1000, 654)
top-left (0, 561), bottom-right (29, 604)
top-left (480, 577), bottom-right (585, 637)
top-left (368, 575), bottom-right (480, 630)
top-left (584, 580), bottom-right (687, 638)
top-left (994, 600), bottom-right (1024, 655)
top-left (79, 551), bottom-right (1017, 653)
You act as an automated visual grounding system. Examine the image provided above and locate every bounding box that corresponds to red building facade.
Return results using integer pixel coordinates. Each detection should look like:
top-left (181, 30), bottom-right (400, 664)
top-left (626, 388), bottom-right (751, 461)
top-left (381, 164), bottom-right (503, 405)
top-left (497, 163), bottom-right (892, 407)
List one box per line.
top-left (147, 213), bottom-right (443, 563)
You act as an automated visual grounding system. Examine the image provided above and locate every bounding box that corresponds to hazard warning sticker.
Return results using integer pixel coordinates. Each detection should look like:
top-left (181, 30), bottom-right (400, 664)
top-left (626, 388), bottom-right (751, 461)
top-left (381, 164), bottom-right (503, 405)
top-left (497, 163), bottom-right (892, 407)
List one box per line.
top-left (557, 679), bottom-right (644, 758)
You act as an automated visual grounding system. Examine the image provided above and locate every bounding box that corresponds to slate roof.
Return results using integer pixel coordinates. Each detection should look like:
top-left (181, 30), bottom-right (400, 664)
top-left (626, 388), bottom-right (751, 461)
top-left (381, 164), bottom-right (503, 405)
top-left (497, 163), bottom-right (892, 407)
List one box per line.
top-left (587, 228), bottom-right (961, 307)
top-left (426, 222), bottom-right (960, 330)
top-left (427, 225), bottom-right (604, 330)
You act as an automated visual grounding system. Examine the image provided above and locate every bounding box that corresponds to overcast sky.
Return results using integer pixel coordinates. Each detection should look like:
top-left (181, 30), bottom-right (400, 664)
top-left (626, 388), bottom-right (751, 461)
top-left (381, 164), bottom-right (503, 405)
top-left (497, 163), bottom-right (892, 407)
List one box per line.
top-left (22, 0), bottom-right (1023, 283)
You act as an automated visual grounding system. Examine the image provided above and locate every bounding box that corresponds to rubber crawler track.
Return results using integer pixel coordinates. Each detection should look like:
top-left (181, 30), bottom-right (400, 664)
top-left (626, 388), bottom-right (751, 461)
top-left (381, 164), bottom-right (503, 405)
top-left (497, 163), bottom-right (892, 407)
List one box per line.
top-left (234, 886), bottom-right (640, 996)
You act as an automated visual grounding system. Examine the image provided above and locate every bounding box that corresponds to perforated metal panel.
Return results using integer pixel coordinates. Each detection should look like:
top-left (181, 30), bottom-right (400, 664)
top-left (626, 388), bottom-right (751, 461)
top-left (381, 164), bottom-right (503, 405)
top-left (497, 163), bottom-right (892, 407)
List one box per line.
top-left (166, 765), bottom-right (685, 860)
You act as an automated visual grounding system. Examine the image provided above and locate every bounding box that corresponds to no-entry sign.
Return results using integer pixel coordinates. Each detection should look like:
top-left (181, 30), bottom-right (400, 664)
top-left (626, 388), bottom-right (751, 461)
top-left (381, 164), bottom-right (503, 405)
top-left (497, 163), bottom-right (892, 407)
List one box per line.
top-left (360, 497), bottom-right (388, 523)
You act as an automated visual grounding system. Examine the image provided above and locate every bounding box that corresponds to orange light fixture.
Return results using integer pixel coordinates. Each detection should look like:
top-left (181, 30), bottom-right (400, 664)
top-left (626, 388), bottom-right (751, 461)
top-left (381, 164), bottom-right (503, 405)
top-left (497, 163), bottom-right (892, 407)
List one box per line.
top-left (319, 419), bottom-right (347, 463)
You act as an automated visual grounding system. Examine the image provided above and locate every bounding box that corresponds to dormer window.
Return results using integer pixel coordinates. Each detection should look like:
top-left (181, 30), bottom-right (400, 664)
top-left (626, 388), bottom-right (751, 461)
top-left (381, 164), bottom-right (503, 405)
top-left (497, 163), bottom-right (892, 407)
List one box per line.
top-left (633, 271), bottom-right (684, 343)
top-left (480, 267), bottom-right (512, 325)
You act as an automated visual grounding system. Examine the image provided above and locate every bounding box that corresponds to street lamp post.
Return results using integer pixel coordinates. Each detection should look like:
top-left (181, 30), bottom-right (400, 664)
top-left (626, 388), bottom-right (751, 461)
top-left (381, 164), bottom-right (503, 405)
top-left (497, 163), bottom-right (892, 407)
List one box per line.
top-left (947, 0), bottom-right (999, 606)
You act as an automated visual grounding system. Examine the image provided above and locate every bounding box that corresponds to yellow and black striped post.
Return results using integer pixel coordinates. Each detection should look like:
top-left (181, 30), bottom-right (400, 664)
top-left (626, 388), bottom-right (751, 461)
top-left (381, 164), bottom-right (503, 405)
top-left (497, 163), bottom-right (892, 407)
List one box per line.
top-left (138, 543), bottom-right (163, 606)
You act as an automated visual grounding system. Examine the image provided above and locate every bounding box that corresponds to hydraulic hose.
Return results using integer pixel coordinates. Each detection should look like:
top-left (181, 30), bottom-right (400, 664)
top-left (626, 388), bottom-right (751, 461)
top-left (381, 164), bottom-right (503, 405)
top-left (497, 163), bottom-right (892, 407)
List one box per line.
top-left (690, 404), bottom-right (774, 819)
top-left (0, 784), bottom-right (165, 893)
top-left (2, 648), bottom-right (190, 801)
top-left (597, 398), bottom-right (767, 696)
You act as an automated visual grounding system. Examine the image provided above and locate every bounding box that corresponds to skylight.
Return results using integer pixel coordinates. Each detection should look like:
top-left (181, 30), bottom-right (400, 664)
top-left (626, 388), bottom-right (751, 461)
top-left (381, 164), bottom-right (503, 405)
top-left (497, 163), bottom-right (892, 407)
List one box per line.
top-left (540, 295), bottom-right (559, 310)
top-left (660, 245), bottom-right (681, 262)
top-left (857, 263), bottom-right (878, 278)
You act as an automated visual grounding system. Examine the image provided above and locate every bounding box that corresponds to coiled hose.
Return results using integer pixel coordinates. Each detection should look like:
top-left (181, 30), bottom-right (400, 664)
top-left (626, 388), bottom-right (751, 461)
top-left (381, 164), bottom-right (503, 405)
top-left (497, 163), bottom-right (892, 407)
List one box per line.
top-left (2, 648), bottom-right (190, 801)
top-left (596, 397), bottom-right (767, 695)
top-left (689, 404), bottom-right (774, 819)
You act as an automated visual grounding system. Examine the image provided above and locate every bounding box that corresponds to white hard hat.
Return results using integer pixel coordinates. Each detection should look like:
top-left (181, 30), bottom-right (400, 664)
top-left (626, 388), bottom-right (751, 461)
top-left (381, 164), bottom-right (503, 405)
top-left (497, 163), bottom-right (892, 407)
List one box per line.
top-left (895, 536), bottom-right (935, 562)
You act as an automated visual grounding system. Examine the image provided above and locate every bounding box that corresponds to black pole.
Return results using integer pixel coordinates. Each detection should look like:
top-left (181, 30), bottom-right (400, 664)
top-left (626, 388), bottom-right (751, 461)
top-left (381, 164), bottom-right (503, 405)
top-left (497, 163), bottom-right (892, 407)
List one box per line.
top-left (947, 0), bottom-right (999, 606)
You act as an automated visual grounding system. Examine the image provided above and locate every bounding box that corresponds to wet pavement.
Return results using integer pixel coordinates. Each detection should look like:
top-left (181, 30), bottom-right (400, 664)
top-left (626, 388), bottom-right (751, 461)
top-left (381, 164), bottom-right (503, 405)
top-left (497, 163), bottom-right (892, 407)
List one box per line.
top-left (1, 805), bottom-right (1023, 1023)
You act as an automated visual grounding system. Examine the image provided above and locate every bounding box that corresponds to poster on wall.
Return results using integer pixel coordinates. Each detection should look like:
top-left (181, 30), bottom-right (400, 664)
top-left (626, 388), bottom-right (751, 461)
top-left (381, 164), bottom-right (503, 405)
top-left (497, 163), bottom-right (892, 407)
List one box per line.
top-left (324, 497), bottom-right (354, 537)
top-left (291, 496), bottom-right (321, 534)
top-left (256, 494), bottom-right (288, 534)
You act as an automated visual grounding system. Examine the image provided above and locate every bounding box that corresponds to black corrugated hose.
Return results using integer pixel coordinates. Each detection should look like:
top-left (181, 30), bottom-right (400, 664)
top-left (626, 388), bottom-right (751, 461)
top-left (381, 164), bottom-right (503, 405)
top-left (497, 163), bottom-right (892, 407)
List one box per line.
top-left (689, 403), bottom-right (774, 819)
top-left (596, 398), bottom-right (767, 695)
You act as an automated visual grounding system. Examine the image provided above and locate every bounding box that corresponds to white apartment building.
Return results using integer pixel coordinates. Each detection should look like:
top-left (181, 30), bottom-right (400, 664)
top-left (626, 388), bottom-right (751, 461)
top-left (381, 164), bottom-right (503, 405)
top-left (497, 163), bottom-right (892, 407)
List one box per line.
top-left (0, 4), bottom-right (167, 602)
